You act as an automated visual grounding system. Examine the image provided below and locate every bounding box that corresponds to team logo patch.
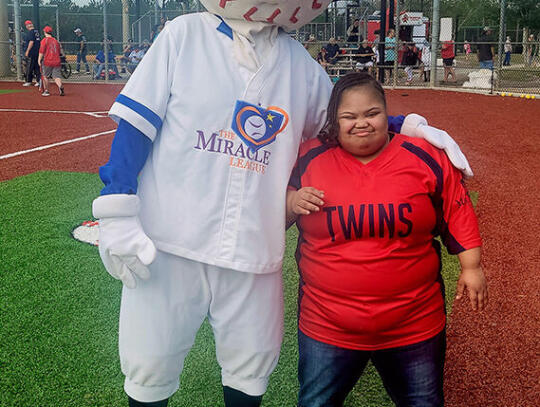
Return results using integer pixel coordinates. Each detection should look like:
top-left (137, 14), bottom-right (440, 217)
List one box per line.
top-left (72, 220), bottom-right (99, 246)
top-left (231, 100), bottom-right (289, 152)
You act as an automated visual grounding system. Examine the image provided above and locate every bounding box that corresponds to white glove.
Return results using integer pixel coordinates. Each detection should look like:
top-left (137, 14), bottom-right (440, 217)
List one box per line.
top-left (401, 114), bottom-right (474, 178)
top-left (92, 194), bottom-right (156, 289)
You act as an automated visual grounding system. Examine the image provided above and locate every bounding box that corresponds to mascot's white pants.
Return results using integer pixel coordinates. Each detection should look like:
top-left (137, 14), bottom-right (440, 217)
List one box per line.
top-left (119, 251), bottom-right (284, 402)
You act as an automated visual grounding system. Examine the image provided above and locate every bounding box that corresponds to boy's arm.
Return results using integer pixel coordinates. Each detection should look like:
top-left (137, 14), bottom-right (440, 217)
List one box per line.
top-left (456, 247), bottom-right (488, 311)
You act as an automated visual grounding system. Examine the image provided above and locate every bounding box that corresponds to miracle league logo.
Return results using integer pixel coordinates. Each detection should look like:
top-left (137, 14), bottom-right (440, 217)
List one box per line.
top-left (193, 100), bottom-right (290, 174)
top-left (194, 129), bottom-right (271, 174)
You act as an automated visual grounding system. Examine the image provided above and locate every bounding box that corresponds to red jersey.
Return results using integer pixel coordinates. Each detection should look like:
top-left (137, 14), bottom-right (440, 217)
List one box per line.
top-left (39, 36), bottom-right (61, 67)
top-left (441, 41), bottom-right (455, 59)
top-left (289, 134), bottom-right (481, 350)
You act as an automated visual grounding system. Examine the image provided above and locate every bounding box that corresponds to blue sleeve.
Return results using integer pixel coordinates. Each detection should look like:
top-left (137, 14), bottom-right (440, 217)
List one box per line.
top-left (99, 119), bottom-right (152, 195)
top-left (388, 115), bottom-right (405, 133)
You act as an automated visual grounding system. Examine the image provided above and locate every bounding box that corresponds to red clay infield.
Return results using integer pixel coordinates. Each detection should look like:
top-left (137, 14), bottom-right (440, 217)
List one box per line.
top-left (1, 81), bottom-right (539, 406)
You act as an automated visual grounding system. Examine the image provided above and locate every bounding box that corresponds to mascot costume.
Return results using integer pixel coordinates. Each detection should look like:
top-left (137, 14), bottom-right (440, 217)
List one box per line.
top-left (92, 1), bottom-right (473, 406)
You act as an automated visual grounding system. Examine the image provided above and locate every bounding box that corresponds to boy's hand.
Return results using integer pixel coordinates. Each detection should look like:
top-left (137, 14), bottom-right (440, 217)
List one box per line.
top-left (456, 267), bottom-right (488, 311)
top-left (290, 187), bottom-right (325, 216)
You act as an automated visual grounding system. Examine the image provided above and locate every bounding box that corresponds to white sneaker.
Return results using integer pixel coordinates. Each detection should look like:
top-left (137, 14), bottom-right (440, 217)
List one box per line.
top-left (72, 70), bottom-right (79, 74)
top-left (22, 82), bottom-right (32, 86)
top-left (41, 91), bottom-right (50, 96)
top-left (34, 82), bottom-right (40, 87)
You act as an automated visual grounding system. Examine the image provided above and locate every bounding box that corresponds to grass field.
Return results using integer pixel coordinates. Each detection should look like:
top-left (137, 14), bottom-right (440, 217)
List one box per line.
top-left (0, 171), bottom-right (474, 407)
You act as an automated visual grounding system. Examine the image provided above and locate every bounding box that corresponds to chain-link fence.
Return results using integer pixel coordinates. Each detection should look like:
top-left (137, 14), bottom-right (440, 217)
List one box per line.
top-left (1, 0), bottom-right (539, 95)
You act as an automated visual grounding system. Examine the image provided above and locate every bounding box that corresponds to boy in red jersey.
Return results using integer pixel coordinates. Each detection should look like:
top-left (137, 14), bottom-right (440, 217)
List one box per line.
top-left (287, 73), bottom-right (487, 407)
top-left (38, 26), bottom-right (65, 97)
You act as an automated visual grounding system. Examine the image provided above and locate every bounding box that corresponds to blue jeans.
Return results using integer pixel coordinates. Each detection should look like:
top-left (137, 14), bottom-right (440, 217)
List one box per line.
top-left (479, 60), bottom-right (493, 70)
top-left (298, 329), bottom-right (446, 407)
top-left (503, 52), bottom-right (511, 66)
top-left (76, 50), bottom-right (89, 72)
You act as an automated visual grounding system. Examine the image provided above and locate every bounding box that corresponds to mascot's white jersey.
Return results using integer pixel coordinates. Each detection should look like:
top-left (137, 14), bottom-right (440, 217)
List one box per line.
top-left (109, 13), bottom-right (332, 274)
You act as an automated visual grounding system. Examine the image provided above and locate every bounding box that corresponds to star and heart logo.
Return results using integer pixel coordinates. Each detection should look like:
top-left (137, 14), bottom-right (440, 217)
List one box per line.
top-left (231, 100), bottom-right (289, 152)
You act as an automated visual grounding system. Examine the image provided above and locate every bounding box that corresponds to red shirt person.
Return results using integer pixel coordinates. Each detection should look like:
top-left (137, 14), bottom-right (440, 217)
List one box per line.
top-left (38, 26), bottom-right (65, 96)
top-left (441, 40), bottom-right (457, 82)
top-left (286, 73), bottom-right (487, 407)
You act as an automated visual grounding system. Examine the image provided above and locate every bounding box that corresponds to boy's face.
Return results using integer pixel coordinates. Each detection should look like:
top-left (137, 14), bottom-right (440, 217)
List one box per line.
top-left (200, 0), bottom-right (332, 31)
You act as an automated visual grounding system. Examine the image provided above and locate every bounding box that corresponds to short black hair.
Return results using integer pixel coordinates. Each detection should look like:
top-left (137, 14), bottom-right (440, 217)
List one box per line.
top-left (318, 73), bottom-right (386, 146)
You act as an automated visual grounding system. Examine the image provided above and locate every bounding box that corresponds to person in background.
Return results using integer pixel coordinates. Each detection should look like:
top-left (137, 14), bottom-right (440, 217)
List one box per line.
top-left (420, 40), bottom-right (431, 82)
top-left (441, 38), bottom-right (456, 83)
top-left (127, 45), bottom-right (145, 73)
top-left (525, 34), bottom-right (535, 67)
top-left (325, 37), bottom-right (340, 65)
top-left (316, 47), bottom-right (329, 70)
top-left (38, 26), bottom-right (64, 97)
top-left (287, 72), bottom-right (488, 407)
top-left (119, 39), bottom-right (134, 73)
top-left (94, 44), bottom-right (118, 80)
top-left (503, 37), bottom-right (512, 66)
top-left (463, 40), bottom-right (471, 61)
top-left (304, 34), bottom-right (320, 60)
top-left (477, 27), bottom-right (495, 70)
top-left (354, 39), bottom-right (375, 76)
top-left (346, 19), bottom-right (361, 45)
top-left (22, 20), bottom-right (41, 87)
top-left (74, 28), bottom-right (90, 74)
top-left (382, 28), bottom-right (396, 83)
top-left (402, 42), bottom-right (419, 84)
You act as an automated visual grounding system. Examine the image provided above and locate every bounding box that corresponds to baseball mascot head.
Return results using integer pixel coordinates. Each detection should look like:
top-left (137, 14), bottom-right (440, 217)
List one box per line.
top-left (201, 0), bottom-right (332, 70)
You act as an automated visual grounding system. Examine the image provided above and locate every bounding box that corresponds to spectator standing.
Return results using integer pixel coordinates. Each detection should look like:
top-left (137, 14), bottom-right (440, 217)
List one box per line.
top-left (325, 37), bottom-right (340, 65)
top-left (354, 39), bottom-right (375, 75)
top-left (383, 28), bottom-right (396, 83)
top-left (463, 40), bottom-right (471, 60)
top-left (346, 19), bottom-right (361, 45)
top-left (402, 42), bottom-right (419, 84)
top-left (503, 37), bottom-right (512, 66)
top-left (38, 26), bottom-right (64, 97)
top-left (441, 39), bottom-right (456, 82)
top-left (22, 20), bottom-right (41, 87)
top-left (420, 41), bottom-right (431, 82)
top-left (74, 28), bottom-right (90, 74)
top-left (477, 27), bottom-right (495, 70)
top-left (525, 34), bottom-right (535, 66)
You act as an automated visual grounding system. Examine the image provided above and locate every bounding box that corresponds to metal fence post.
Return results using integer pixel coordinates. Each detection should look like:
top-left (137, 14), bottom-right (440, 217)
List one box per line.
top-left (103, 0), bottom-right (109, 81)
top-left (13, 0), bottom-right (22, 80)
top-left (430, 0), bottom-right (440, 88)
top-left (393, 0), bottom-right (400, 89)
top-left (496, 0), bottom-right (506, 92)
top-left (0, 0), bottom-right (10, 77)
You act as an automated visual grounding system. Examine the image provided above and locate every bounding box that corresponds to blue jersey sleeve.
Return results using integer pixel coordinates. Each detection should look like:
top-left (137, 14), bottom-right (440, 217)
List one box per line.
top-left (99, 119), bottom-right (152, 195)
top-left (388, 115), bottom-right (405, 133)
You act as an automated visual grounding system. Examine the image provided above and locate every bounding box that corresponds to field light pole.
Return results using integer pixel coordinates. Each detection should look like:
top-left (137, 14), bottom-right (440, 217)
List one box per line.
top-left (392, 0), bottom-right (400, 89)
top-left (430, 0), bottom-right (440, 87)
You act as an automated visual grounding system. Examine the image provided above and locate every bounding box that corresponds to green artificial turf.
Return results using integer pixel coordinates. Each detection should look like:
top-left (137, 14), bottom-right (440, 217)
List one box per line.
top-left (0, 89), bottom-right (29, 95)
top-left (0, 171), bottom-right (472, 407)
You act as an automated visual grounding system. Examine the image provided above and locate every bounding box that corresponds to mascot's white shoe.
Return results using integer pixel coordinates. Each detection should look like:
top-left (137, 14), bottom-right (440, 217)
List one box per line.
top-left (92, 194), bottom-right (156, 289)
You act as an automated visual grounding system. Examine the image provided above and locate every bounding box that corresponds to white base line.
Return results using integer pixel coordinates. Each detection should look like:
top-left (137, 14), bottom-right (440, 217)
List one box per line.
top-left (0, 129), bottom-right (115, 160)
top-left (0, 108), bottom-right (109, 118)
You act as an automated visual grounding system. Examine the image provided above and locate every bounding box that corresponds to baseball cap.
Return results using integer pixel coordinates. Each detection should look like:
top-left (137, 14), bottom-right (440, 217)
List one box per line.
top-left (74, 28), bottom-right (82, 33)
top-left (24, 20), bottom-right (33, 25)
top-left (43, 26), bottom-right (53, 34)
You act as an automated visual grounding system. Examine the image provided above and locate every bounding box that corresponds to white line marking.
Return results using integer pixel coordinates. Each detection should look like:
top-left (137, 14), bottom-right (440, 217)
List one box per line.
top-left (0, 108), bottom-right (109, 116)
top-left (0, 129), bottom-right (115, 160)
